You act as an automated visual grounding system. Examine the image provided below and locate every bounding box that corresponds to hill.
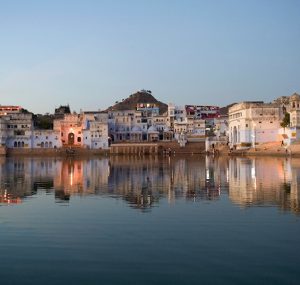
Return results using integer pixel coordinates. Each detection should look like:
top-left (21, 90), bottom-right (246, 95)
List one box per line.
top-left (106, 90), bottom-right (168, 114)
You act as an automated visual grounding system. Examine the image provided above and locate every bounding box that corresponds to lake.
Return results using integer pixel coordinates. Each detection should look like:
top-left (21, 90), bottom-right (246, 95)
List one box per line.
top-left (0, 155), bottom-right (299, 285)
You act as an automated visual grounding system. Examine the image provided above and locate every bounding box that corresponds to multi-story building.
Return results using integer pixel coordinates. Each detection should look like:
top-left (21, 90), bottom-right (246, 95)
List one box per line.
top-left (53, 111), bottom-right (109, 149)
top-left (170, 104), bottom-right (218, 140)
top-left (289, 93), bottom-right (300, 142)
top-left (228, 101), bottom-right (283, 147)
top-left (53, 113), bottom-right (83, 146)
top-left (32, 129), bottom-right (62, 149)
top-left (108, 101), bottom-right (172, 143)
top-left (0, 112), bottom-right (33, 148)
top-left (82, 111), bottom-right (109, 149)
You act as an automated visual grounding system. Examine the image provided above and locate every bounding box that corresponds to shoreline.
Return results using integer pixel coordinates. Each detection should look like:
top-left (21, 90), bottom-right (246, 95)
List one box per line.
top-left (2, 141), bottom-right (300, 158)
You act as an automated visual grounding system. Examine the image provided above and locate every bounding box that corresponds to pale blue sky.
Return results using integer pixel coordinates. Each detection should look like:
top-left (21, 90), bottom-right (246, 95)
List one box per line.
top-left (0, 0), bottom-right (299, 114)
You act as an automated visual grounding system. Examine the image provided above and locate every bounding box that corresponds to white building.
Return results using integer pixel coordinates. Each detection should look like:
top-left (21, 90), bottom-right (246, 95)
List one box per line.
top-left (53, 111), bottom-right (109, 149)
top-left (228, 101), bottom-right (283, 148)
top-left (82, 112), bottom-right (109, 149)
top-left (0, 112), bottom-right (33, 148)
top-left (108, 102), bottom-right (171, 143)
top-left (32, 130), bottom-right (62, 149)
top-left (169, 104), bottom-right (208, 141)
top-left (289, 93), bottom-right (300, 142)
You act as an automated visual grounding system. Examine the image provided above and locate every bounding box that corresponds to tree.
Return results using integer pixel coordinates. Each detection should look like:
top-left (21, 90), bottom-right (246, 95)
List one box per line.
top-left (280, 113), bottom-right (290, 130)
top-left (33, 114), bottom-right (54, 129)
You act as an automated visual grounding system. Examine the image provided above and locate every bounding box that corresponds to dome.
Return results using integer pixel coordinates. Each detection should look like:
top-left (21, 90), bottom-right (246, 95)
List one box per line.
top-left (131, 126), bottom-right (142, 133)
top-left (290, 93), bottom-right (300, 101)
top-left (147, 126), bottom-right (158, 133)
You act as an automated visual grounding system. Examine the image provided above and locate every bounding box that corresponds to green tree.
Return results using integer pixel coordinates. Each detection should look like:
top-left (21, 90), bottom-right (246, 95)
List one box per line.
top-left (280, 113), bottom-right (290, 130)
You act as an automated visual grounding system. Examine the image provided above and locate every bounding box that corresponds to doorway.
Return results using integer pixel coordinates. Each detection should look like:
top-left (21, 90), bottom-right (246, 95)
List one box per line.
top-left (68, 133), bottom-right (75, 145)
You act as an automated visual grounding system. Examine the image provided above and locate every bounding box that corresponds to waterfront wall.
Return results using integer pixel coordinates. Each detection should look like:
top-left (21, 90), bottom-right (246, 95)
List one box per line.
top-left (6, 147), bottom-right (109, 157)
top-left (158, 141), bottom-right (205, 154)
top-left (4, 141), bottom-right (206, 156)
top-left (110, 142), bottom-right (205, 155)
top-left (110, 143), bottom-right (159, 155)
top-left (0, 146), bottom-right (6, 156)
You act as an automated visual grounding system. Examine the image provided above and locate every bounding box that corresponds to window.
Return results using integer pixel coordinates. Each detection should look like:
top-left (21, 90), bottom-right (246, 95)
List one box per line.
top-left (77, 137), bottom-right (81, 142)
top-left (246, 124), bottom-right (248, 127)
top-left (61, 132), bottom-right (63, 137)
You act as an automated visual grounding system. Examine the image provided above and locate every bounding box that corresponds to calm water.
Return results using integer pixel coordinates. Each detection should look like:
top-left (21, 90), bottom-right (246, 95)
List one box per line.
top-left (0, 155), bottom-right (299, 285)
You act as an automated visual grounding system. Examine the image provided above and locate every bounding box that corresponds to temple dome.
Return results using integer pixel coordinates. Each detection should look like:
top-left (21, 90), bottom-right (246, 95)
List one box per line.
top-left (147, 126), bottom-right (158, 133)
top-left (290, 93), bottom-right (300, 101)
top-left (131, 126), bottom-right (142, 132)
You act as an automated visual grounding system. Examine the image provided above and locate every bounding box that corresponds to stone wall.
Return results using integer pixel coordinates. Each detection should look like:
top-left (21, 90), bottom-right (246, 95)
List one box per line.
top-left (110, 143), bottom-right (158, 155)
top-left (0, 146), bottom-right (6, 156)
top-left (6, 147), bottom-right (109, 157)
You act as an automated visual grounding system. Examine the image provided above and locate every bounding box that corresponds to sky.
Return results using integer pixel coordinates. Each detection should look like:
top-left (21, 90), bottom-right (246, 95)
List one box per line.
top-left (0, 0), bottom-right (299, 114)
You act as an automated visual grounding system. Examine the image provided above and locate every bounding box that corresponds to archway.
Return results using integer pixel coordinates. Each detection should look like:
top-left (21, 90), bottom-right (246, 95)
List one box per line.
top-left (233, 126), bottom-right (237, 144)
top-left (68, 133), bottom-right (75, 145)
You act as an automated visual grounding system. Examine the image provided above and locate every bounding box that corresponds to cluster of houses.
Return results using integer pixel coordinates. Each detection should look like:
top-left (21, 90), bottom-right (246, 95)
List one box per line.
top-left (1, 90), bottom-right (300, 151)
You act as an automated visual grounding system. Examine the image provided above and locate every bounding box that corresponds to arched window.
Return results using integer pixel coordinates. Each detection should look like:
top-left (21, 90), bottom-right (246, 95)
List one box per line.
top-left (41, 142), bottom-right (44, 148)
top-left (49, 142), bottom-right (53, 148)
top-left (21, 141), bottom-right (24, 147)
top-left (233, 126), bottom-right (238, 144)
top-left (14, 141), bottom-right (17, 148)
top-left (45, 142), bottom-right (49, 148)
top-left (17, 141), bottom-right (21, 147)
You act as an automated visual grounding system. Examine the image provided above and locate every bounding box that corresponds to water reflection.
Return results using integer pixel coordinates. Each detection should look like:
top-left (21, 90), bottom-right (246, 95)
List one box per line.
top-left (229, 157), bottom-right (299, 214)
top-left (0, 155), bottom-right (299, 214)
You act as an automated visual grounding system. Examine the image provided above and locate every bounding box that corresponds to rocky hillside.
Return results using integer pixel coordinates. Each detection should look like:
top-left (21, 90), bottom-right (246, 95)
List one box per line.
top-left (106, 90), bottom-right (168, 114)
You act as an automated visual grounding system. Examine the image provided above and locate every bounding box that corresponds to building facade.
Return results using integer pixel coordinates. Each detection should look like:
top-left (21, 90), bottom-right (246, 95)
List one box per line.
top-left (228, 102), bottom-right (283, 147)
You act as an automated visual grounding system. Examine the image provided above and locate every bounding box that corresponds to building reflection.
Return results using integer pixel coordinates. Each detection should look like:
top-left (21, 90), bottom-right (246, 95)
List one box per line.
top-left (229, 157), bottom-right (299, 214)
top-left (0, 155), bottom-right (299, 214)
